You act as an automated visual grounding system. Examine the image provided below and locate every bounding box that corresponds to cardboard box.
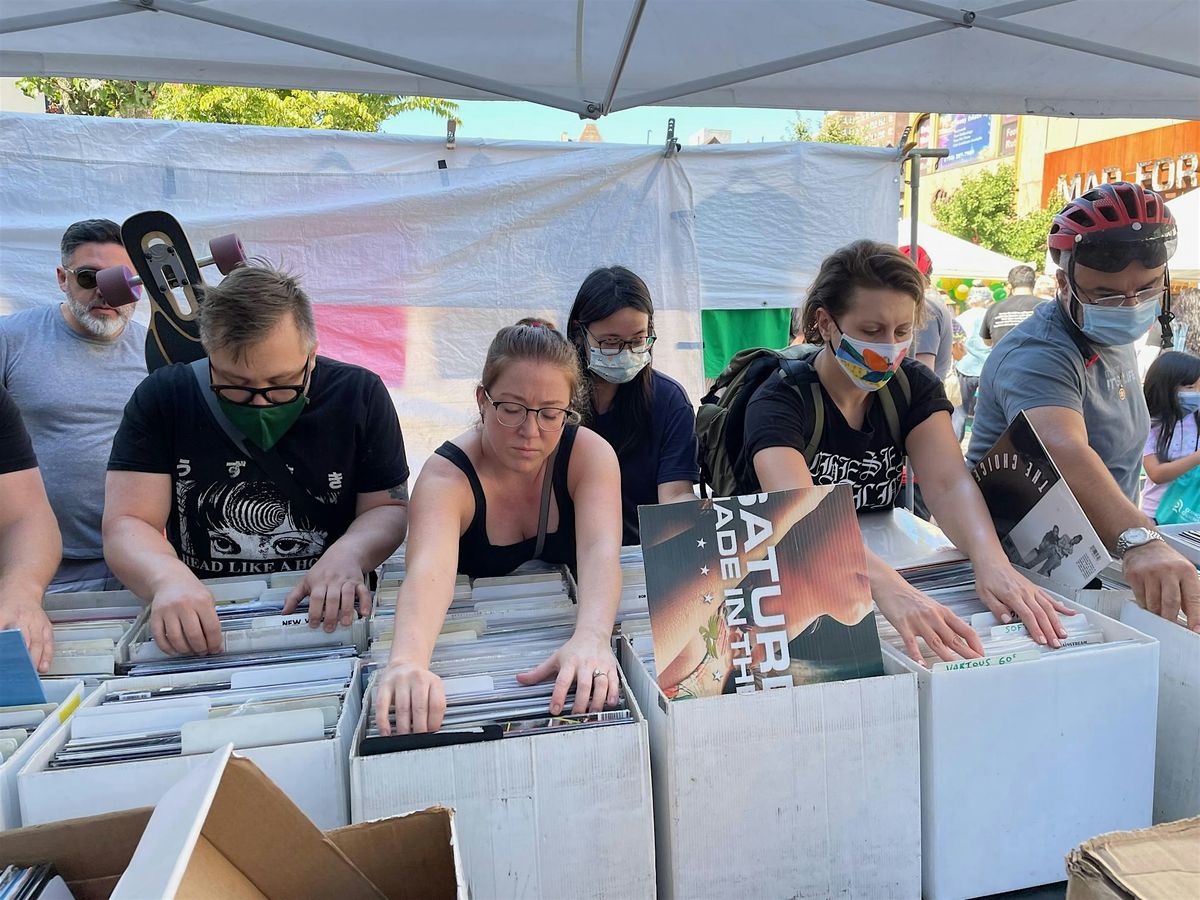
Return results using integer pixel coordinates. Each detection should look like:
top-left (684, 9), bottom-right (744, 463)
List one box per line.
top-left (620, 637), bottom-right (921, 899)
top-left (349, 665), bottom-right (656, 898)
top-left (0, 680), bottom-right (83, 831)
top-left (1058, 588), bottom-right (1199, 825)
top-left (1065, 816), bottom-right (1200, 900)
top-left (0, 746), bottom-right (467, 899)
top-left (880, 598), bottom-right (1159, 899)
top-left (1160, 523), bottom-right (1200, 566)
top-left (18, 658), bottom-right (360, 830)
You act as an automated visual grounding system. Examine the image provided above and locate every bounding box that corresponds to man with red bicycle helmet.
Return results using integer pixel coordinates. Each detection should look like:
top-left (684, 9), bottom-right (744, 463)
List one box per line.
top-left (968, 183), bottom-right (1197, 631)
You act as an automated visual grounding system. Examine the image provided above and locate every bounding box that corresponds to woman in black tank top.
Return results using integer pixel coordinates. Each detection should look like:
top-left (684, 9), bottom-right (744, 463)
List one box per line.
top-left (374, 320), bottom-right (624, 736)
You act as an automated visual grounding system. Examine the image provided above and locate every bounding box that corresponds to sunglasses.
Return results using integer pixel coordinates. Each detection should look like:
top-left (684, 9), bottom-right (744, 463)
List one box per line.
top-left (64, 266), bottom-right (99, 290)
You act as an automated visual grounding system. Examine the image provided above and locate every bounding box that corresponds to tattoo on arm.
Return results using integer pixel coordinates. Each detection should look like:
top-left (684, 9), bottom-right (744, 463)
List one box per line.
top-left (387, 482), bottom-right (409, 504)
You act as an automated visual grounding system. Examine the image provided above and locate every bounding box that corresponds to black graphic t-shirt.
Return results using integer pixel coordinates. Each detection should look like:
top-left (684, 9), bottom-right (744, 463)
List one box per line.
top-left (739, 357), bottom-right (952, 510)
top-left (109, 356), bottom-right (408, 578)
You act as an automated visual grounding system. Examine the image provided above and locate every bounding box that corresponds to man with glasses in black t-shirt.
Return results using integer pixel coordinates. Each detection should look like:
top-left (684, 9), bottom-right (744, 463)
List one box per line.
top-left (105, 265), bottom-right (411, 657)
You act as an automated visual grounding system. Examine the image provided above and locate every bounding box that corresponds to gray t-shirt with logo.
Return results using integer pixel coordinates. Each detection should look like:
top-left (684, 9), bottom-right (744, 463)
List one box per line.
top-left (966, 300), bottom-right (1150, 502)
top-left (0, 305), bottom-right (147, 557)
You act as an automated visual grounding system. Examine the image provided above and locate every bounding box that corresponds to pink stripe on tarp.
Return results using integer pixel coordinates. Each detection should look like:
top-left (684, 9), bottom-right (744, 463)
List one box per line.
top-left (313, 305), bottom-right (407, 387)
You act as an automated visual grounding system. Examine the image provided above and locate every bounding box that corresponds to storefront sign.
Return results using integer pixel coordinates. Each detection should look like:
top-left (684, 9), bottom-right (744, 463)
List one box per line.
top-left (1044, 121), bottom-right (1200, 203)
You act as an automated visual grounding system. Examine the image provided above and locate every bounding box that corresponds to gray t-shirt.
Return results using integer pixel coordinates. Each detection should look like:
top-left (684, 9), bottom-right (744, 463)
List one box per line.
top-left (914, 298), bottom-right (953, 380)
top-left (966, 300), bottom-right (1150, 502)
top-left (0, 305), bottom-right (147, 557)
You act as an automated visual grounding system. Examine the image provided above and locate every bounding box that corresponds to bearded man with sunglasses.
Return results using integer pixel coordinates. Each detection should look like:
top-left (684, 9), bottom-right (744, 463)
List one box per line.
top-left (0, 219), bottom-right (146, 592)
top-left (968, 183), bottom-right (1199, 632)
top-left (104, 265), bottom-right (410, 657)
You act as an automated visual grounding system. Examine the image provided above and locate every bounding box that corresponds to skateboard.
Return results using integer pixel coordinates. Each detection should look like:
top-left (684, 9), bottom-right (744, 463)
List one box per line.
top-left (96, 210), bottom-right (246, 372)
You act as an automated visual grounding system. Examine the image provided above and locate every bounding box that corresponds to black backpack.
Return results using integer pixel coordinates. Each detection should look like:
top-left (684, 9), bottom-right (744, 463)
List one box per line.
top-left (696, 344), bottom-right (911, 497)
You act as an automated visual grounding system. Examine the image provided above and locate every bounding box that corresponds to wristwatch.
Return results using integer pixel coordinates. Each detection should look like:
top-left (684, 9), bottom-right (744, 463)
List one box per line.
top-left (1114, 527), bottom-right (1165, 559)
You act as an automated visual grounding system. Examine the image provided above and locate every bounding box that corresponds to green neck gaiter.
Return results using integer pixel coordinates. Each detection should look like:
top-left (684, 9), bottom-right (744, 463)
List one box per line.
top-left (218, 395), bottom-right (308, 451)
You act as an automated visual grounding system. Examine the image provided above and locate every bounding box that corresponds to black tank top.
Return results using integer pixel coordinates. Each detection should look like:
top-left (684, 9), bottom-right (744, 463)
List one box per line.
top-left (434, 425), bottom-right (579, 579)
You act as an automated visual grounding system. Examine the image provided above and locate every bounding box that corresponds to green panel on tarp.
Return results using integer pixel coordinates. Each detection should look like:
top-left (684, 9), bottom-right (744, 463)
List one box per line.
top-left (701, 308), bottom-right (791, 378)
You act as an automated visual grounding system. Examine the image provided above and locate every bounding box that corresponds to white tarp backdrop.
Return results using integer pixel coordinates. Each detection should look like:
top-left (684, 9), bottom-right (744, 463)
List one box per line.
top-left (0, 113), bottom-right (899, 469)
top-left (1, 1), bottom-right (1197, 120)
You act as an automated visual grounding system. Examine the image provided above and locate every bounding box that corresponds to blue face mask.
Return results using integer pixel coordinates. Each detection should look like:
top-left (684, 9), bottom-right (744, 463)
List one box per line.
top-left (587, 346), bottom-right (650, 384)
top-left (1077, 300), bottom-right (1160, 347)
top-left (1178, 391), bottom-right (1200, 415)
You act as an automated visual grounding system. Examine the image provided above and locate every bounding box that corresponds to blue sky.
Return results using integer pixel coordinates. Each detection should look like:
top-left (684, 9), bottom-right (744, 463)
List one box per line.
top-left (383, 100), bottom-right (823, 145)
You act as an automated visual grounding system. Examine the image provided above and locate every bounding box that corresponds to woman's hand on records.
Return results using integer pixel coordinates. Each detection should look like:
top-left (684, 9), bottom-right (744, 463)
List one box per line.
top-left (375, 662), bottom-right (446, 735)
top-left (875, 578), bottom-right (986, 665)
top-left (974, 560), bottom-right (1074, 648)
top-left (515, 629), bottom-right (619, 716)
top-left (150, 581), bottom-right (222, 656)
top-left (0, 589), bottom-right (54, 673)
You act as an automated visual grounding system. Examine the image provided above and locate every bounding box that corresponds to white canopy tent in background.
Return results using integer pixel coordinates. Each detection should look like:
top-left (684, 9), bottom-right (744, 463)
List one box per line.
top-left (0, 112), bottom-right (899, 469)
top-left (1167, 190), bottom-right (1199, 282)
top-left (1, 0), bottom-right (1197, 119)
top-left (896, 220), bottom-right (1025, 280)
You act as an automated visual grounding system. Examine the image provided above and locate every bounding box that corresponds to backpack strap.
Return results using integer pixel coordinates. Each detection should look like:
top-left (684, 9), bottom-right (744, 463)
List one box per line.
top-left (877, 364), bottom-right (912, 452)
top-left (778, 356), bottom-right (826, 468)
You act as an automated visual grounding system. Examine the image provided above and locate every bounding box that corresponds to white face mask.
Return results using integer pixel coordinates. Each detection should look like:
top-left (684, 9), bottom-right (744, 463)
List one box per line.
top-left (587, 346), bottom-right (650, 384)
top-left (829, 320), bottom-right (911, 392)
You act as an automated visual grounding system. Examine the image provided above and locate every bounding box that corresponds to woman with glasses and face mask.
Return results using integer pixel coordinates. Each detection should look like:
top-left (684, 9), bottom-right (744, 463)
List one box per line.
top-left (375, 319), bottom-right (624, 735)
top-left (742, 240), bottom-right (1074, 665)
top-left (567, 267), bottom-right (700, 545)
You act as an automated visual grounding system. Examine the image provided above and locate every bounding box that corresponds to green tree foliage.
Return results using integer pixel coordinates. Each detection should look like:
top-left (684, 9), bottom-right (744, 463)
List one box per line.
top-left (786, 112), bottom-right (867, 145)
top-left (932, 164), bottom-right (1055, 264)
top-left (17, 77), bottom-right (458, 132)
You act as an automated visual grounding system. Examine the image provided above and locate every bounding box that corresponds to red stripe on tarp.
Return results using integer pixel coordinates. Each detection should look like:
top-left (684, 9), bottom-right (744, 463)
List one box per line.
top-left (313, 305), bottom-right (407, 387)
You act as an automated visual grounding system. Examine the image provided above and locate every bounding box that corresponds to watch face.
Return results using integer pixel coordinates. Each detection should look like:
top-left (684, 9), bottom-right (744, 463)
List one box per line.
top-left (1122, 527), bottom-right (1151, 546)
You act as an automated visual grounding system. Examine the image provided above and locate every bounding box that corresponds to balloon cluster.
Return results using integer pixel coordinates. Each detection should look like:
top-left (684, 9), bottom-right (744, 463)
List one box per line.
top-left (936, 277), bottom-right (1007, 309)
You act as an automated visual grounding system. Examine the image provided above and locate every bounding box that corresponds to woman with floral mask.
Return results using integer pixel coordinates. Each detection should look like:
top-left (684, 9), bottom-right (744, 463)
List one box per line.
top-left (1141, 351), bottom-right (1200, 523)
top-left (739, 240), bottom-right (1072, 664)
top-left (374, 320), bottom-right (623, 735)
top-left (567, 267), bottom-right (699, 545)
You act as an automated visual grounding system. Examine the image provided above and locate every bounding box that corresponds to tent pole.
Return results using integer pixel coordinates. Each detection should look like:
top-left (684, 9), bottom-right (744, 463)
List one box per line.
top-left (125, 0), bottom-right (593, 115)
top-left (597, 0), bottom-right (648, 117)
top-left (0, 2), bottom-right (135, 35)
top-left (869, 0), bottom-right (1200, 79)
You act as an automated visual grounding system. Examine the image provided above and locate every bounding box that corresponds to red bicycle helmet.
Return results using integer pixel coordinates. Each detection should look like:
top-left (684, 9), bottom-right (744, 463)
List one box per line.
top-left (1048, 182), bottom-right (1177, 271)
top-left (898, 244), bottom-right (932, 276)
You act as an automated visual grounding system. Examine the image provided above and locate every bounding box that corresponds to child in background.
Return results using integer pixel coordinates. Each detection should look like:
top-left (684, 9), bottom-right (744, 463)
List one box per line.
top-left (1142, 351), bottom-right (1200, 523)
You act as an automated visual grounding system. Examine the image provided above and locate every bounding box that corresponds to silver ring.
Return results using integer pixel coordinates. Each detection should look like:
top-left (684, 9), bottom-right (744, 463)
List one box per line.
top-left (593, 669), bottom-right (608, 678)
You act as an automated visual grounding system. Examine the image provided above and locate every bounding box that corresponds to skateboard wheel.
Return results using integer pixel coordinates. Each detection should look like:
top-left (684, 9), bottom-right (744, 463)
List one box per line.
top-left (96, 265), bottom-right (141, 308)
top-left (209, 233), bottom-right (247, 275)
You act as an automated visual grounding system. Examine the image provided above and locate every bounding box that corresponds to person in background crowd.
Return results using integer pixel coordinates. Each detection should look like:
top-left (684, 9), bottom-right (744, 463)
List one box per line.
top-left (0, 386), bottom-right (60, 672)
top-left (739, 240), bottom-right (1071, 663)
top-left (901, 245), bottom-right (953, 380)
top-left (1034, 274), bottom-right (1058, 301)
top-left (566, 267), bottom-right (698, 545)
top-left (375, 320), bottom-right (623, 734)
top-left (105, 265), bottom-right (410, 656)
top-left (968, 182), bottom-right (1199, 630)
top-left (1168, 287), bottom-right (1200, 356)
top-left (952, 286), bottom-right (992, 441)
top-left (982, 264), bottom-right (1044, 346)
top-left (0, 219), bottom-right (146, 592)
top-left (1141, 351), bottom-right (1200, 523)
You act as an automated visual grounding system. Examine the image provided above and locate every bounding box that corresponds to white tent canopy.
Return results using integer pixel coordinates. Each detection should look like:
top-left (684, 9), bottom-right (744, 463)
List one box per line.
top-left (1167, 190), bottom-right (1199, 282)
top-left (896, 220), bottom-right (1024, 280)
top-left (1, 0), bottom-right (1198, 120)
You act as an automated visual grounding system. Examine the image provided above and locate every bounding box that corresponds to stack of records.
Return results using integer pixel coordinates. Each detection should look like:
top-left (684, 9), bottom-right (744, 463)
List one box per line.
top-left (0, 865), bottom-right (70, 900)
top-left (361, 632), bottom-right (632, 755)
top-left (41, 589), bottom-right (145, 680)
top-left (875, 586), bottom-right (1126, 671)
top-left (0, 701), bottom-right (50, 763)
top-left (46, 660), bottom-right (354, 770)
top-left (123, 578), bottom-right (365, 675)
top-left (616, 546), bottom-right (649, 624)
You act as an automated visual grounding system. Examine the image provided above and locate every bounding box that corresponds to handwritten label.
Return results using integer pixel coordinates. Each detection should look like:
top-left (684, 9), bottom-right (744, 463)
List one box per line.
top-left (932, 649), bottom-right (1040, 672)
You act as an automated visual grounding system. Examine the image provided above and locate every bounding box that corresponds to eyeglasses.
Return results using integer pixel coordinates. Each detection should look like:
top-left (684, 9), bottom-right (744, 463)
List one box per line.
top-left (581, 325), bottom-right (656, 356)
top-left (64, 267), bottom-right (99, 290)
top-left (209, 359), bottom-right (312, 406)
top-left (483, 389), bottom-right (580, 431)
top-left (1070, 283), bottom-right (1166, 309)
